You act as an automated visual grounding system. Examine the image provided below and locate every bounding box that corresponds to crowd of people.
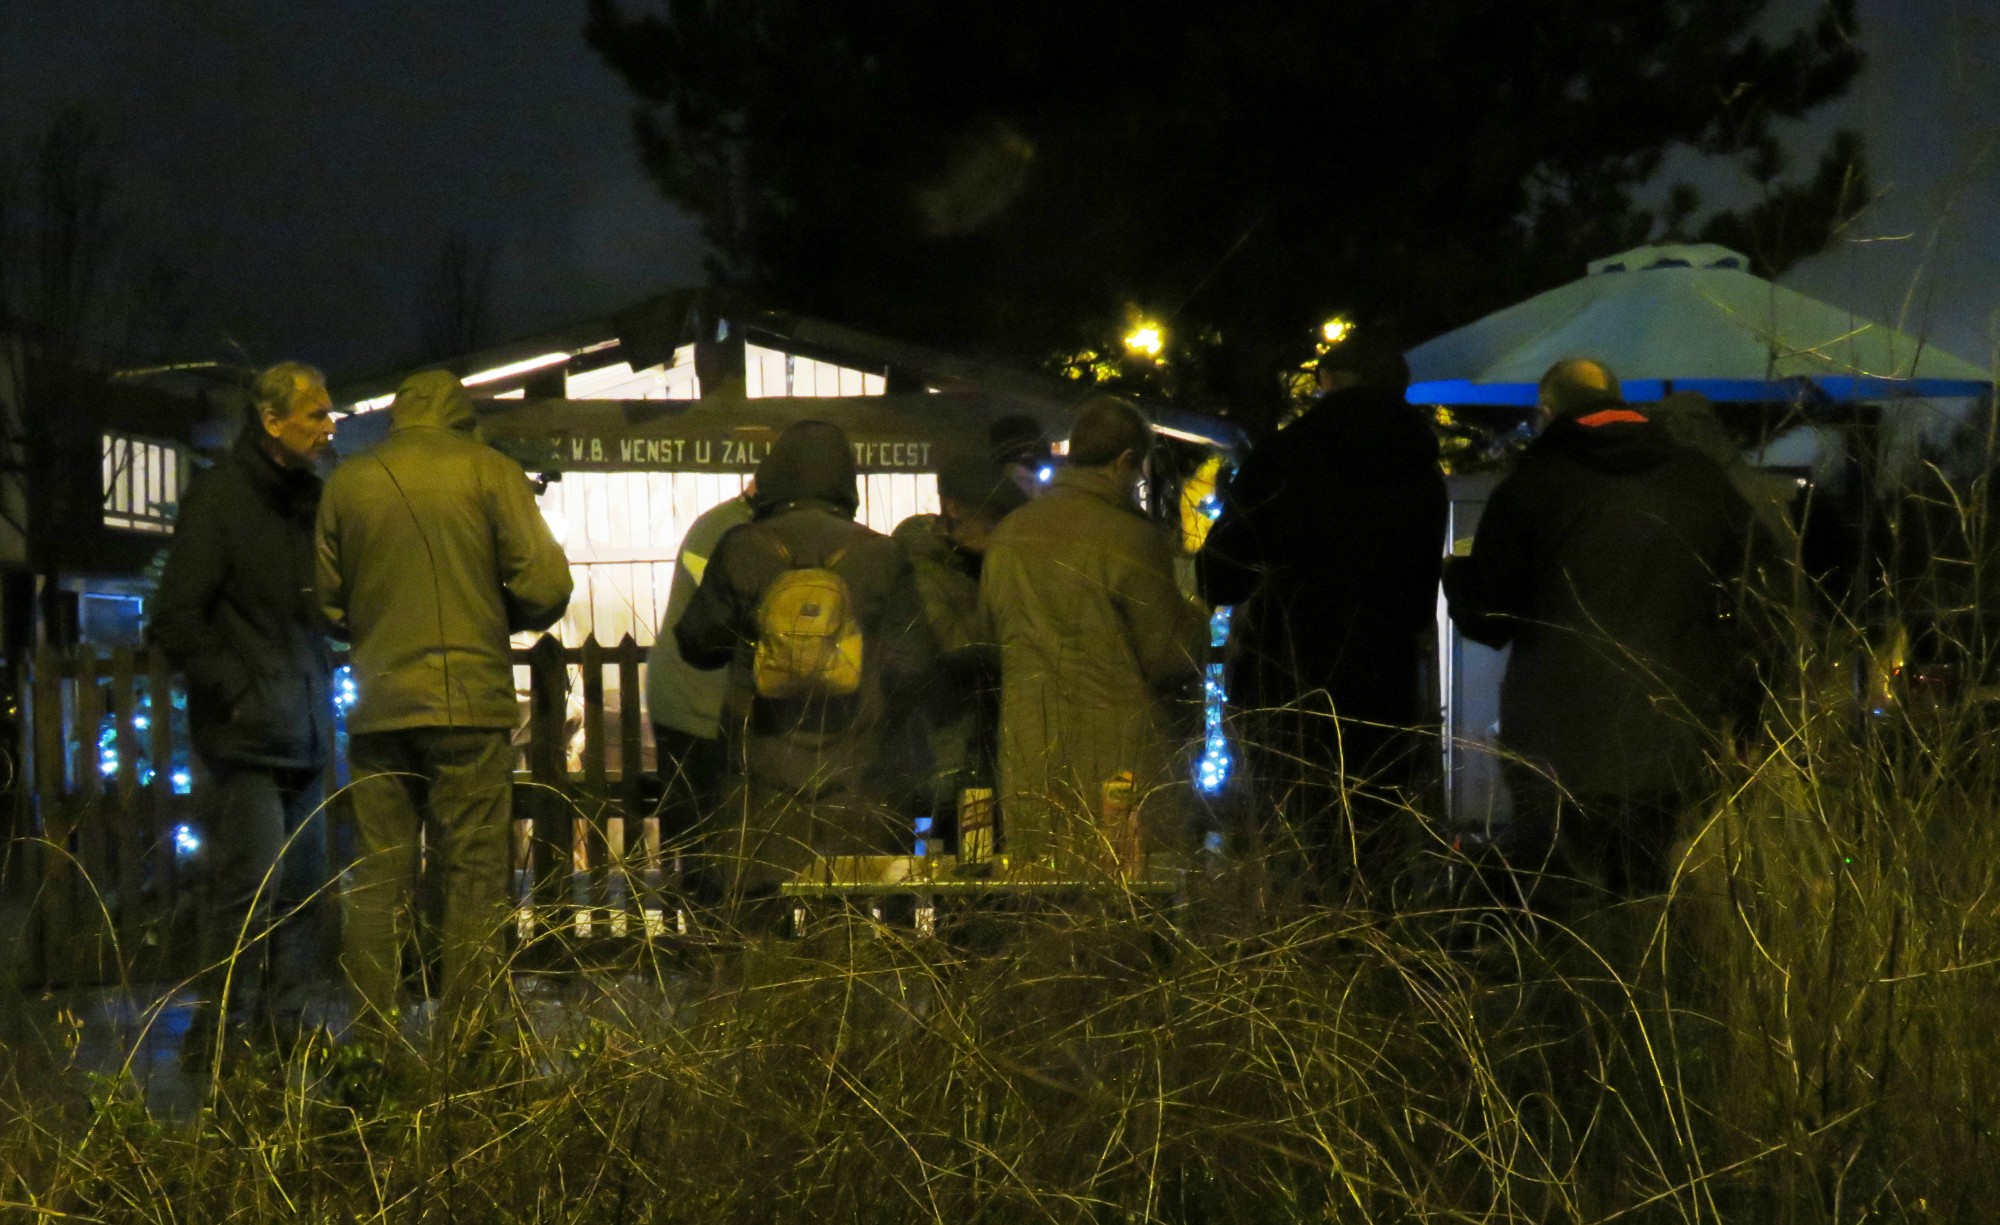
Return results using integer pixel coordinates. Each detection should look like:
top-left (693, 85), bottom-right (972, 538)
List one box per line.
top-left (150, 342), bottom-right (1771, 1051)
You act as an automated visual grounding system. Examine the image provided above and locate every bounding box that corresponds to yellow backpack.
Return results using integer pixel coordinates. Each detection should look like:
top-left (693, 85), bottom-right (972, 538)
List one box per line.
top-left (752, 542), bottom-right (864, 699)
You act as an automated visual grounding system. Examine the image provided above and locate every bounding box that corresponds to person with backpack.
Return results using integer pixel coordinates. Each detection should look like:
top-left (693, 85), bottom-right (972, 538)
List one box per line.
top-left (674, 420), bottom-right (926, 913)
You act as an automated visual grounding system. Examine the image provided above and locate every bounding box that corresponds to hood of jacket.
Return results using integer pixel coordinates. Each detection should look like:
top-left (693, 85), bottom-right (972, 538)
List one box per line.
top-left (389, 369), bottom-right (476, 434)
top-left (751, 420), bottom-right (859, 517)
top-left (1532, 406), bottom-right (1674, 476)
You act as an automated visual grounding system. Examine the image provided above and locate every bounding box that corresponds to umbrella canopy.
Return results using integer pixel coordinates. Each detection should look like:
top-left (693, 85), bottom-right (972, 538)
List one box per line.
top-left (1405, 243), bottom-right (1992, 406)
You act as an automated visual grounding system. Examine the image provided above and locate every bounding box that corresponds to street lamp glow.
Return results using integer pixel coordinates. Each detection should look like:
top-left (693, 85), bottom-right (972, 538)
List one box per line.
top-left (1124, 322), bottom-right (1165, 358)
top-left (1321, 316), bottom-right (1354, 345)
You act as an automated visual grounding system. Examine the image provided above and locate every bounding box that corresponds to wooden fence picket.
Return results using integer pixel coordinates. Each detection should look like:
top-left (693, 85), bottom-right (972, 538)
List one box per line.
top-left (145, 648), bottom-right (177, 946)
top-left (617, 633), bottom-right (645, 925)
top-left (16, 633), bottom-right (656, 985)
top-left (579, 635), bottom-right (609, 926)
top-left (32, 644), bottom-right (67, 986)
top-left (110, 648), bottom-right (144, 962)
top-left (524, 633), bottom-right (570, 938)
top-left (70, 650), bottom-right (107, 979)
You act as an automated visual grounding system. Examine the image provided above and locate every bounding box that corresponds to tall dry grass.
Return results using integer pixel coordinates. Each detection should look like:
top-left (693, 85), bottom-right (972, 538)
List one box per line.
top-left (7, 474), bottom-right (2000, 1222)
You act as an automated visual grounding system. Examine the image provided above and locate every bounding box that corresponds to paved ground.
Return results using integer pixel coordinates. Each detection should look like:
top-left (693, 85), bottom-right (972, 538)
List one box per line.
top-left (1, 970), bottom-right (693, 1122)
top-left (6, 982), bottom-right (335, 1119)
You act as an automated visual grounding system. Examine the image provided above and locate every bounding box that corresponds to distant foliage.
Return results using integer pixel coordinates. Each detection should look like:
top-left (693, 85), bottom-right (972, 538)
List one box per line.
top-left (587, 0), bottom-right (1867, 419)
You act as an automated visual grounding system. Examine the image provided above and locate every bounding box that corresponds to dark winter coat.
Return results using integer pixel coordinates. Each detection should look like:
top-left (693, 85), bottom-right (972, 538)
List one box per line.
top-left (1197, 386), bottom-right (1448, 728)
top-left (675, 422), bottom-right (927, 888)
top-left (316, 370), bottom-right (572, 735)
top-left (981, 464), bottom-right (1208, 869)
top-left (1444, 406), bottom-right (1767, 796)
top-left (152, 425), bottom-right (333, 770)
top-left (886, 513), bottom-right (997, 794)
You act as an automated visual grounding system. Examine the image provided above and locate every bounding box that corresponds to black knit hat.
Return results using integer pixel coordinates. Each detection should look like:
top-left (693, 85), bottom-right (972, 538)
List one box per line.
top-left (987, 414), bottom-right (1051, 466)
top-left (1316, 331), bottom-right (1410, 389)
top-left (938, 452), bottom-right (1030, 518)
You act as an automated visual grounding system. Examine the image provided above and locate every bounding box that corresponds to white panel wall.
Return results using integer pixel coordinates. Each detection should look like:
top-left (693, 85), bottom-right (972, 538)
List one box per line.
top-left (742, 343), bottom-right (886, 399)
top-left (564, 345), bottom-right (700, 401)
top-left (528, 468), bottom-right (940, 654)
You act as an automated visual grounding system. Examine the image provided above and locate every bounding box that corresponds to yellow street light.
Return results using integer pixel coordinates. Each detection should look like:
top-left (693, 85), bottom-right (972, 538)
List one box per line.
top-left (1321, 316), bottom-right (1354, 346)
top-left (1124, 322), bottom-right (1165, 358)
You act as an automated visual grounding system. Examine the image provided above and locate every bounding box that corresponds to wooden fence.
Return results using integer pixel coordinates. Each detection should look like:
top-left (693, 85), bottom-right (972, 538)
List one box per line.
top-left (15, 634), bottom-right (657, 988)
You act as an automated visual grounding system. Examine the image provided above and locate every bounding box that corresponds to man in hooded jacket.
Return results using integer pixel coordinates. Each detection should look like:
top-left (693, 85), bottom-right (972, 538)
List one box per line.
top-left (154, 361), bottom-right (337, 1047)
top-left (675, 420), bottom-right (924, 912)
top-left (982, 397), bottom-right (1208, 875)
top-left (1198, 346), bottom-right (1447, 902)
top-left (1445, 359), bottom-right (1767, 911)
top-left (316, 369), bottom-right (571, 1026)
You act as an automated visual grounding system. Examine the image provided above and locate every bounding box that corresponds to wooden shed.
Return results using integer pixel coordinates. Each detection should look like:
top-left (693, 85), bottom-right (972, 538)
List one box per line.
top-left (333, 289), bottom-right (1238, 769)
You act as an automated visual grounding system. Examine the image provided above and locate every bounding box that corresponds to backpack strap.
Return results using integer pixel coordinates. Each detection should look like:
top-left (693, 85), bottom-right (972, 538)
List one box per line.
top-left (766, 534), bottom-right (845, 570)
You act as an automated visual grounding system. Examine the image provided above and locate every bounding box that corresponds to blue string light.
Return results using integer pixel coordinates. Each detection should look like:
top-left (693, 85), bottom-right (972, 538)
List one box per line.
top-left (1193, 607), bottom-right (1235, 794)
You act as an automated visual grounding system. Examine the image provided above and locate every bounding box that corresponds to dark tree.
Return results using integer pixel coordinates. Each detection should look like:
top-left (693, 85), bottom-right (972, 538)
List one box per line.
top-left (418, 232), bottom-right (501, 361)
top-left (0, 109), bottom-right (191, 647)
top-left (587, 0), bottom-right (1864, 418)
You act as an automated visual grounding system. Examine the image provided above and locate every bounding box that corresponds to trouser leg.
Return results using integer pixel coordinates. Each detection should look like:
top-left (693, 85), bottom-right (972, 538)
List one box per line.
top-left (1498, 763), bottom-right (1568, 914)
top-left (1254, 699), bottom-right (1419, 905)
top-left (1503, 766), bottom-right (1685, 920)
top-left (264, 768), bottom-right (330, 1025)
top-left (654, 724), bottom-right (726, 904)
top-left (196, 761), bottom-right (287, 1029)
top-left (424, 728), bottom-right (515, 1020)
top-left (653, 724), bottom-right (726, 844)
top-left (1603, 790), bottom-right (1685, 898)
top-left (343, 731), bottom-right (423, 1026)
top-left (1313, 715), bottom-right (1419, 906)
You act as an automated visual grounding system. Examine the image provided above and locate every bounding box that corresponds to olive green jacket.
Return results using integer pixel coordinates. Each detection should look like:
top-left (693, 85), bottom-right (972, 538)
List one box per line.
top-left (890, 513), bottom-right (995, 789)
top-left (980, 466), bottom-right (1208, 869)
top-left (316, 370), bottom-right (572, 735)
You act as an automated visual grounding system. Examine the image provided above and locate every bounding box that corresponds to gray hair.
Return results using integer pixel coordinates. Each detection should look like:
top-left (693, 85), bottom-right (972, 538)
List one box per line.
top-left (252, 361), bottom-right (326, 420)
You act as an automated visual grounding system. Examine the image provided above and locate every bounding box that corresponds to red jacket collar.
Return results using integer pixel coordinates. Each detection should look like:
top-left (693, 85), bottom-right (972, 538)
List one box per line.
top-left (1574, 408), bottom-right (1650, 427)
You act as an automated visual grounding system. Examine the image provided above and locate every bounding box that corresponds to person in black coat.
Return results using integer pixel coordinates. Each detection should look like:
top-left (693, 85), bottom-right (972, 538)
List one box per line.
top-left (1198, 345), bottom-right (1448, 904)
top-left (152, 362), bottom-right (337, 1050)
top-left (1444, 358), bottom-right (1768, 914)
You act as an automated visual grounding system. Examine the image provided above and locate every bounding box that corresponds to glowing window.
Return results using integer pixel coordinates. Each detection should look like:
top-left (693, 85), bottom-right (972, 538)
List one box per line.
top-left (101, 432), bottom-right (190, 534)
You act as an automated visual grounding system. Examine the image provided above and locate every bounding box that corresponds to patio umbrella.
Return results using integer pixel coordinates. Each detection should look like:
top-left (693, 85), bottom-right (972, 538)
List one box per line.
top-left (1405, 243), bottom-right (1992, 406)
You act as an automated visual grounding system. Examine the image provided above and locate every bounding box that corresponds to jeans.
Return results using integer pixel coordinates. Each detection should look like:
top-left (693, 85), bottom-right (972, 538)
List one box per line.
top-left (343, 727), bottom-right (515, 1027)
top-left (654, 723), bottom-right (727, 904)
top-left (196, 761), bottom-right (330, 1031)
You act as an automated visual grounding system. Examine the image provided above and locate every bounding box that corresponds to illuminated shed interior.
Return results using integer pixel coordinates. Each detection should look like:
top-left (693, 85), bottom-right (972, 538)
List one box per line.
top-left (331, 291), bottom-right (1240, 770)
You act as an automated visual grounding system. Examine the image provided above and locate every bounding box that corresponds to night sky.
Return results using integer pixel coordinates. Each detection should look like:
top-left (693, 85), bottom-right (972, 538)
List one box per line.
top-left (3, 0), bottom-right (1995, 383)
